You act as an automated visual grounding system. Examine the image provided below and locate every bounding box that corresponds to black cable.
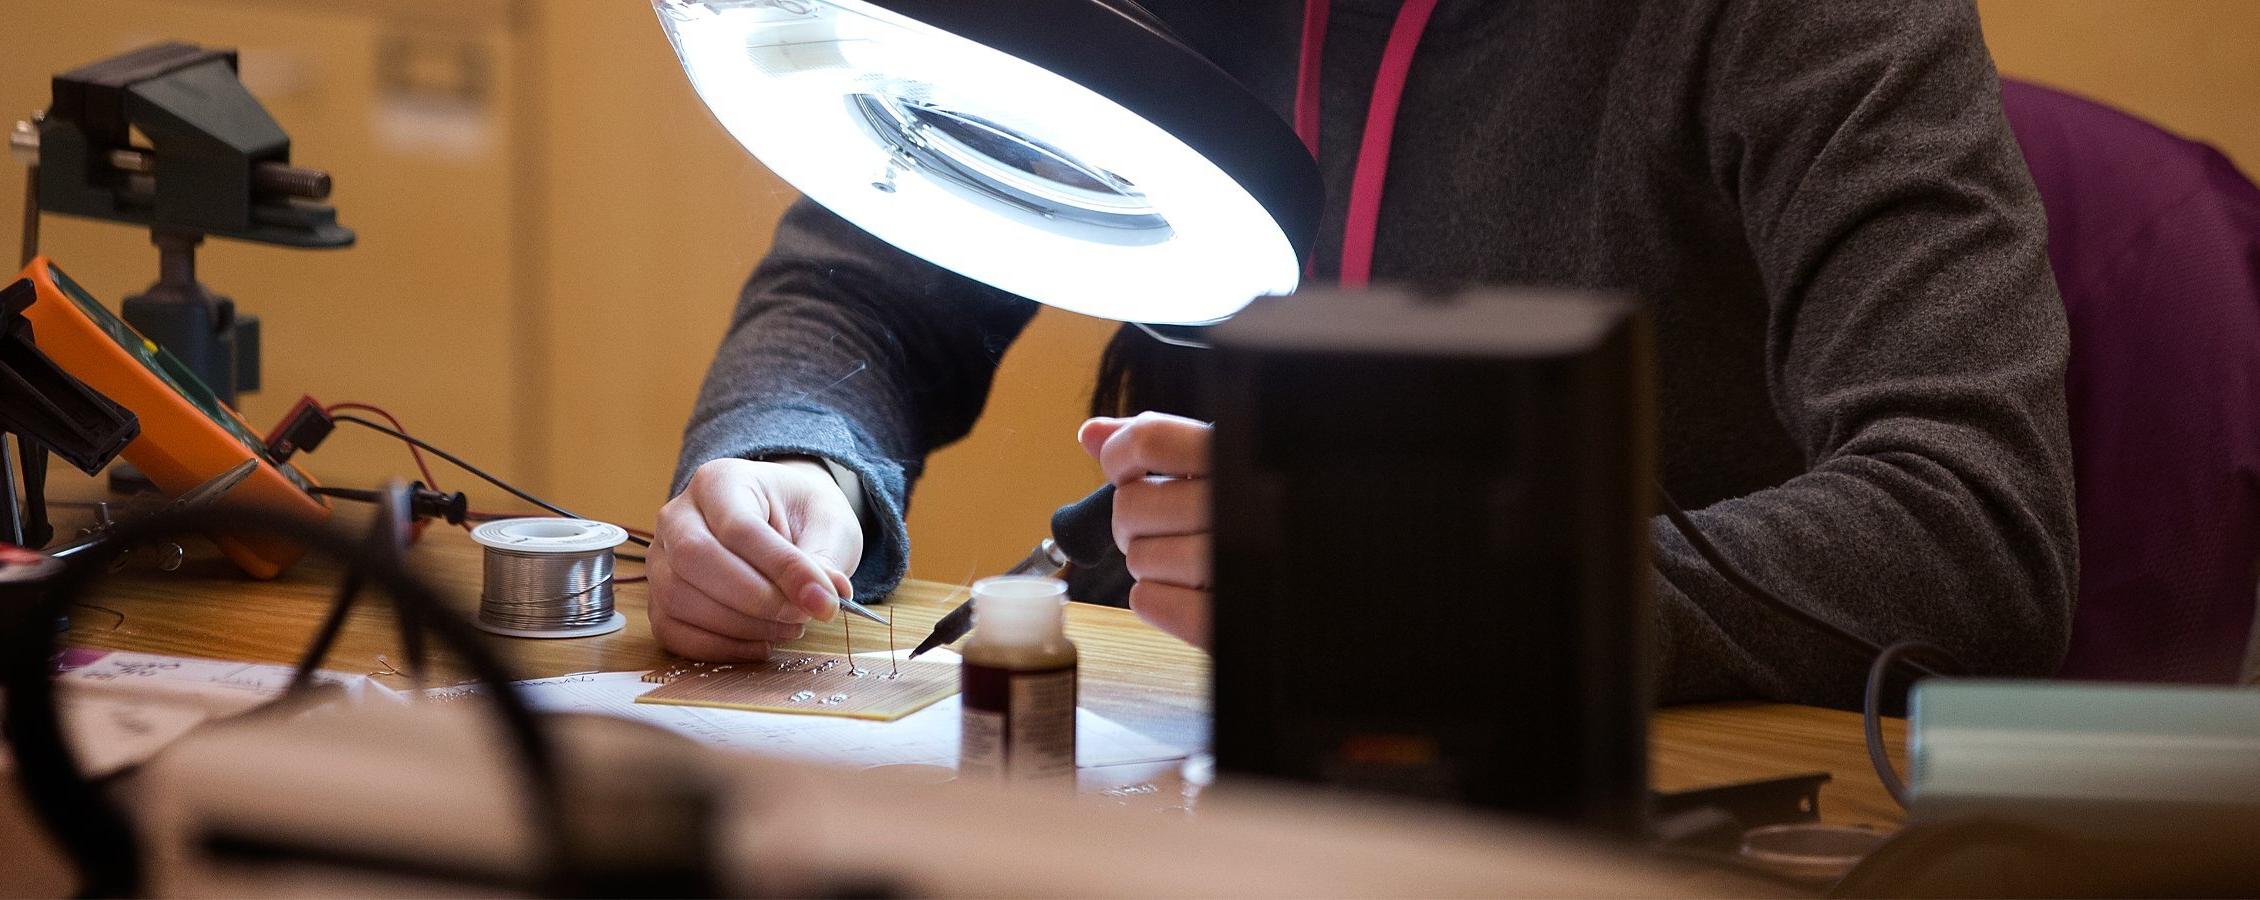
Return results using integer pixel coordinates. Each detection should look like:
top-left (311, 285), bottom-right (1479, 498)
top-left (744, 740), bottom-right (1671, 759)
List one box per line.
top-left (1655, 487), bottom-right (1958, 813)
top-left (70, 600), bottom-right (125, 630)
top-left (1862, 640), bottom-right (1955, 809)
top-left (292, 483), bottom-right (425, 693)
top-left (0, 504), bottom-right (579, 896)
top-left (331, 415), bottom-right (651, 548)
top-left (290, 563), bottom-right (365, 694)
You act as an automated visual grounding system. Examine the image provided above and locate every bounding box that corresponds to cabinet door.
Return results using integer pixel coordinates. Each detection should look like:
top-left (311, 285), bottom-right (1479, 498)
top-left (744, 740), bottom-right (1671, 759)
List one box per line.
top-left (521, 0), bottom-right (785, 529)
top-left (1, 0), bottom-right (527, 509)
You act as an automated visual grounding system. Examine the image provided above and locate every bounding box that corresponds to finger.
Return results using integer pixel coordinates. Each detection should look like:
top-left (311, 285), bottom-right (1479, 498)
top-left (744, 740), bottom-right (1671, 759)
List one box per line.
top-left (659, 513), bottom-right (811, 625)
top-left (776, 480), bottom-right (861, 604)
top-left (1124, 534), bottom-right (1210, 589)
top-left (1097, 412), bottom-right (1211, 483)
top-left (694, 477), bottom-right (842, 622)
top-left (1112, 476), bottom-right (1210, 550)
top-left (1128, 581), bottom-right (1211, 649)
top-left (657, 502), bottom-right (785, 619)
top-left (646, 526), bottom-right (676, 586)
top-left (662, 580), bottom-right (810, 643)
top-left (800, 550), bottom-right (855, 604)
top-left (650, 612), bottom-right (773, 662)
top-left (794, 505), bottom-right (864, 584)
top-left (1078, 417), bottom-right (1129, 460)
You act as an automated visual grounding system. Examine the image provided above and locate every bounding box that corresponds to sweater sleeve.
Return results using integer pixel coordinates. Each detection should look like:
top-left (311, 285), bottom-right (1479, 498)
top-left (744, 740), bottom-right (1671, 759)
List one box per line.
top-left (675, 198), bottom-right (1039, 602)
top-left (1653, 0), bottom-right (2079, 706)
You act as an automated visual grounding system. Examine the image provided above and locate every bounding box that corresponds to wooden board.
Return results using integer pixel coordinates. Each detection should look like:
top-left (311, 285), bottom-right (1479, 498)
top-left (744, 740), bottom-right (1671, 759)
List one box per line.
top-left (637, 653), bottom-right (958, 722)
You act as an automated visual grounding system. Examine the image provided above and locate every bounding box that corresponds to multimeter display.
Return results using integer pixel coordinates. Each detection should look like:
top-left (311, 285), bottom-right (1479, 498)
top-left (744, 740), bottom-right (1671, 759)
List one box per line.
top-left (20, 258), bottom-right (328, 578)
top-left (43, 265), bottom-right (316, 494)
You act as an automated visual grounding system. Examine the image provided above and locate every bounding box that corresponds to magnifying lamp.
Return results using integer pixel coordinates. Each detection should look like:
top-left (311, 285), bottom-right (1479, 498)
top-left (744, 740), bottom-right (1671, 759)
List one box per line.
top-left (654, 0), bottom-right (1321, 325)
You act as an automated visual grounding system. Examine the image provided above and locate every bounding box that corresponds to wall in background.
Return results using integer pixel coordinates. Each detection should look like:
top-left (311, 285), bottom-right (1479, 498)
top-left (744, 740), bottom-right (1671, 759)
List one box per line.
top-left (1, 0), bottom-right (531, 512)
top-left (1978, 0), bottom-right (2260, 172)
top-left (2, 1), bottom-right (2252, 591)
top-left (0, 0), bottom-right (1107, 586)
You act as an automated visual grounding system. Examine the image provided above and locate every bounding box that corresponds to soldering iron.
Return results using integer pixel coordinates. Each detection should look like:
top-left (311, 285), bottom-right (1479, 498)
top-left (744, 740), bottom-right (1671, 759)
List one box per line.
top-left (908, 484), bottom-right (1119, 657)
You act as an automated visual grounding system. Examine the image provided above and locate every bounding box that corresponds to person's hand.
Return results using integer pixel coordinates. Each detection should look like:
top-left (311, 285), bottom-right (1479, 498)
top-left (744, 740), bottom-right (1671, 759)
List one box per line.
top-left (648, 457), bottom-right (860, 661)
top-left (1079, 412), bottom-right (1212, 648)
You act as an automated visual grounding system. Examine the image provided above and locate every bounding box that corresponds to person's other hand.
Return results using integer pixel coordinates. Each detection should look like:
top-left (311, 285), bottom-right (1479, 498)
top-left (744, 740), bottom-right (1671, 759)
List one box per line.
top-left (648, 457), bottom-right (860, 661)
top-left (1079, 412), bottom-right (1212, 648)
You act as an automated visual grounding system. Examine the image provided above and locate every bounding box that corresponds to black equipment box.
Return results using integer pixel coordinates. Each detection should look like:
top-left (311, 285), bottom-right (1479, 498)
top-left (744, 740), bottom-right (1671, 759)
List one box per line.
top-left (1208, 286), bottom-right (1655, 833)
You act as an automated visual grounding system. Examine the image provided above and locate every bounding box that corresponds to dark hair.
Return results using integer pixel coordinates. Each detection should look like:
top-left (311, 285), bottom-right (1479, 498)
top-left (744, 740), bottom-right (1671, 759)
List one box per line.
top-left (1089, 323), bottom-right (1214, 420)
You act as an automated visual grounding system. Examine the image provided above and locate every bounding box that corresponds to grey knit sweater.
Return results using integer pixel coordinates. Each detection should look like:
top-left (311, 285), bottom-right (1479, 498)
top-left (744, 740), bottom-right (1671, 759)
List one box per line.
top-left (675, 0), bottom-right (2077, 708)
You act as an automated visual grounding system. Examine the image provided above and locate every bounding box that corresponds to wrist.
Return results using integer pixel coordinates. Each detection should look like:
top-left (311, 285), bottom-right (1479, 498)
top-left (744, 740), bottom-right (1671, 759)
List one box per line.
top-left (765, 454), bottom-right (834, 483)
top-left (756, 453), bottom-right (871, 533)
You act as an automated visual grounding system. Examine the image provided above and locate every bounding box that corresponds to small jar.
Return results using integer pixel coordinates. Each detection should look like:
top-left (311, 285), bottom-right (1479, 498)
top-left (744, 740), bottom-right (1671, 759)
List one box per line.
top-left (958, 576), bottom-right (1077, 785)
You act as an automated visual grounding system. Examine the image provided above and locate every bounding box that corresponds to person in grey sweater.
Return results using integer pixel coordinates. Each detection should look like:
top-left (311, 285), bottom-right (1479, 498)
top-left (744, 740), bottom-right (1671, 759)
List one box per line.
top-left (652, 0), bottom-right (2076, 709)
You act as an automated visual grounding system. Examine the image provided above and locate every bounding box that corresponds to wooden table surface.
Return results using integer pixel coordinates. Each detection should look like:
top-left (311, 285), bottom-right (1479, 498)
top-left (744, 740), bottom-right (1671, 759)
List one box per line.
top-left (40, 513), bottom-right (1907, 830)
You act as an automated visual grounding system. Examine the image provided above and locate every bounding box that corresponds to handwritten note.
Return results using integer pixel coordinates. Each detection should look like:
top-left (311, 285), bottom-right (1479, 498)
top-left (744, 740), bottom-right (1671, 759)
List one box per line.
top-left (58, 648), bottom-right (400, 716)
top-left (12, 649), bottom-right (401, 777)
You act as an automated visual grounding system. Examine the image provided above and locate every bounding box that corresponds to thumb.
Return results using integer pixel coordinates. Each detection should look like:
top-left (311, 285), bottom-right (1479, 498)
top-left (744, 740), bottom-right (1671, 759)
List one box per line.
top-left (742, 523), bottom-right (843, 622)
top-left (800, 539), bottom-right (859, 603)
top-left (1079, 417), bottom-right (1129, 460)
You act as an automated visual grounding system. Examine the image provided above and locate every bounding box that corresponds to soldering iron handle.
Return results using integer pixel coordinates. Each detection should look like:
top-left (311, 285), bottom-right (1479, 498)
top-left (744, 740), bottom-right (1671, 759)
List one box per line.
top-left (1049, 484), bottom-right (1118, 568)
top-left (910, 484), bottom-right (1116, 658)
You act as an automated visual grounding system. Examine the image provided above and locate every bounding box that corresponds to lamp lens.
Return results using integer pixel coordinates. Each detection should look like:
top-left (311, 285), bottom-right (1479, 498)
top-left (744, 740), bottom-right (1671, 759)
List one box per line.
top-left (851, 93), bottom-right (1170, 241)
top-left (655, 0), bottom-right (1300, 324)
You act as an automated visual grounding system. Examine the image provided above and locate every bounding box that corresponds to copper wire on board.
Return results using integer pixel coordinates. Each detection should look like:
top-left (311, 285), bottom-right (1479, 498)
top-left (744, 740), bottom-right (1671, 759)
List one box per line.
top-left (638, 652), bottom-right (957, 721)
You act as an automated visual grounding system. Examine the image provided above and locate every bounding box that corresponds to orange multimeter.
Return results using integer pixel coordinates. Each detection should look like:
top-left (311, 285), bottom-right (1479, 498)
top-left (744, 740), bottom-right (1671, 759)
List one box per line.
top-left (16, 257), bottom-right (329, 578)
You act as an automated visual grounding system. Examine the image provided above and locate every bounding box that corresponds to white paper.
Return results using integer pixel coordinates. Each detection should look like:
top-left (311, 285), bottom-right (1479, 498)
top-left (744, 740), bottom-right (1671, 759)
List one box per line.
top-left (21, 649), bottom-right (1182, 779)
top-left (54, 694), bottom-right (212, 777)
top-left (58, 649), bottom-right (401, 716)
top-left (14, 649), bottom-right (401, 776)
top-left (424, 650), bottom-right (1184, 770)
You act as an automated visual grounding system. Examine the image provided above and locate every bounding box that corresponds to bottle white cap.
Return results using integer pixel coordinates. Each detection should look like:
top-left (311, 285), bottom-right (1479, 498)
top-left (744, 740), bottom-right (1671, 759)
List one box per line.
top-left (972, 575), bottom-right (1068, 644)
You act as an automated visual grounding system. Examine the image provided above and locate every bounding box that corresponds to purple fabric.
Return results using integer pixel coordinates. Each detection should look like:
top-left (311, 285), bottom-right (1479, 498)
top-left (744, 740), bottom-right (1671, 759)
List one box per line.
top-left (2002, 79), bottom-right (2260, 682)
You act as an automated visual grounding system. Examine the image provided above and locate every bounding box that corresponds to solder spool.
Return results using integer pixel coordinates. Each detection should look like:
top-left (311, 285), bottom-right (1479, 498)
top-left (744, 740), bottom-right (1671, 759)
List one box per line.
top-left (470, 517), bottom-right (629, 639)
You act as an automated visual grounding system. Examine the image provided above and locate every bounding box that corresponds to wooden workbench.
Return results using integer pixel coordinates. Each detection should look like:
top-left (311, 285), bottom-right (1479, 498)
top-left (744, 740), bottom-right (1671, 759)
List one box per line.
top-left (3, 507), bottom-right (1907, 894)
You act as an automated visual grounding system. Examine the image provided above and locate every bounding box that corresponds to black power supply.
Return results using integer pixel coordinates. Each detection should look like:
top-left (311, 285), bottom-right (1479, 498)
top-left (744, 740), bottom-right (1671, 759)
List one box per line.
top-left (1208, 286), bottom-right (1655, 833)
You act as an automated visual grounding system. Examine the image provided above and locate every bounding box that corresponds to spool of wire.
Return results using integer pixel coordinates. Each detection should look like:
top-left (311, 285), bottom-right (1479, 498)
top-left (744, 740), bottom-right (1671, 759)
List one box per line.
top-left (470, 518), bottom-right (629, 639)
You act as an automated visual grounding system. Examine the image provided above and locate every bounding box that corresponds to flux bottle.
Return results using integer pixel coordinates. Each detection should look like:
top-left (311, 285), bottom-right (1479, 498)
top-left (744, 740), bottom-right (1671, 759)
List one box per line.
top-left (959, 576), bottom-right (1078, 784)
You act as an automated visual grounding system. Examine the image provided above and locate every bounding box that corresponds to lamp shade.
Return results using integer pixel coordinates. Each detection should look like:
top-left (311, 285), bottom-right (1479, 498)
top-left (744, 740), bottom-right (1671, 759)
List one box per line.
top-left (655, 0), bottom-right (1321, 325)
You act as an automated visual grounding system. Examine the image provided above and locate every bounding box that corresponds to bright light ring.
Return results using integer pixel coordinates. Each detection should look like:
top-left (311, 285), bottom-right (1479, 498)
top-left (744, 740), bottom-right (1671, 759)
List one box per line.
top-left (656, 0), bottom-right (1310, 325)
